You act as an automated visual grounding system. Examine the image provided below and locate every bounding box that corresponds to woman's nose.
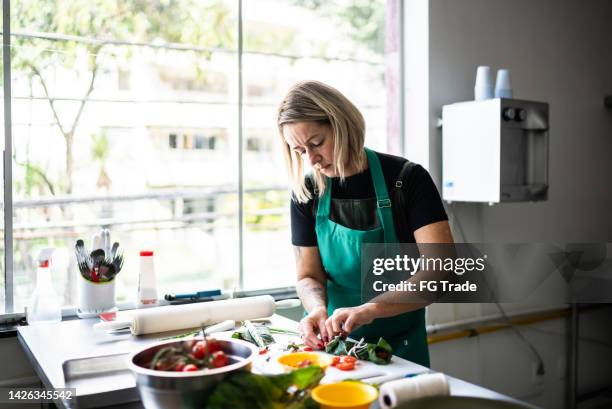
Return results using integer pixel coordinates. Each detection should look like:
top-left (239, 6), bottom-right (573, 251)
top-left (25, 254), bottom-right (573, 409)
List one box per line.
top-left (305, 149), bottom-right (320, 167)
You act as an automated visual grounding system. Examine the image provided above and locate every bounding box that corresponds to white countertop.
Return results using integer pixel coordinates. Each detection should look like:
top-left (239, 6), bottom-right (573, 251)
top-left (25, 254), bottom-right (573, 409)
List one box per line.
top-left (17, 314), bottom-right (532, 409)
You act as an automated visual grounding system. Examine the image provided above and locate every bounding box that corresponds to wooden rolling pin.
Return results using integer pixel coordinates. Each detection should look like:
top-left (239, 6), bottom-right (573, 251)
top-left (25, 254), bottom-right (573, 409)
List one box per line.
top-left (93, 295), bottom-right (300, 335)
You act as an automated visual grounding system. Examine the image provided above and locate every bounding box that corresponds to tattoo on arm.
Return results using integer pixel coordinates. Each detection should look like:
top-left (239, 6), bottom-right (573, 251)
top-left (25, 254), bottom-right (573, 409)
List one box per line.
top-left (297, 279), bottom-right (326, 312)
top-left (293, 246), bottom-right (327, 311)
top-left (299, 281), bottom-right (325, 300)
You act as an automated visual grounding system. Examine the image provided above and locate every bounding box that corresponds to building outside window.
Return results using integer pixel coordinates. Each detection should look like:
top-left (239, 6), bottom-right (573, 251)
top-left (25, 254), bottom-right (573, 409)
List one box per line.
top-left (1, 0), bottom-right (398, 314)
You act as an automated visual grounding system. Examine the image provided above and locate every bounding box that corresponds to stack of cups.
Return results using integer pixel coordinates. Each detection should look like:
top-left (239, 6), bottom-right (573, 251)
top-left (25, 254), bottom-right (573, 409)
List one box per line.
top-left (474, 66), bottom-right (513, 100)
top-left (495, 69), bottom-right (512, 98)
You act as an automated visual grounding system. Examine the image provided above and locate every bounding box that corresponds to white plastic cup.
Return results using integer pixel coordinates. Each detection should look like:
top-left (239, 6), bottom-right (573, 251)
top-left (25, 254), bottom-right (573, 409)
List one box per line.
top-left (76, 276), bottom-right (116, 318)
top-left (495, 68), bottom-right (513, 98)
top-left (474, 65), bottom-right (494, 101)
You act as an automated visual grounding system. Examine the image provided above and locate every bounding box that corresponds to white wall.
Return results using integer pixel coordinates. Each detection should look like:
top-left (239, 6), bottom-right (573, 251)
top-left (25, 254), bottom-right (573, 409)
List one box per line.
top-left (428, 0), bottom-right (612, 243)
top-left (408, 0), bottom-right (612, 408)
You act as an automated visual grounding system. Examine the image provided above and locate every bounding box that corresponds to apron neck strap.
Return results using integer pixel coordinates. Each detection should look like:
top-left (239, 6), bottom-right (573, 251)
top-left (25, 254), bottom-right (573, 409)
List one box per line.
top-left (365, 148), bottom-right (398, 243)
top-left (316, 175), bottom-right (332, 219)
top-left (315, 148), bottom-right (400, 243)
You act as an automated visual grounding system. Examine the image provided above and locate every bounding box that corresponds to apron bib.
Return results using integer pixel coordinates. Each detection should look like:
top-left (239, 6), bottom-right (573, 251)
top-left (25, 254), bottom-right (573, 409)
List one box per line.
top-left (315, 148), bottom-right (429, 367)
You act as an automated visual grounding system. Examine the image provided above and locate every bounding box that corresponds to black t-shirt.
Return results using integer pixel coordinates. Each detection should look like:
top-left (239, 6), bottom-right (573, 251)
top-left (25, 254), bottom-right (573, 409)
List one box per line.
top-left (291, 151), bottom-right (448, 246)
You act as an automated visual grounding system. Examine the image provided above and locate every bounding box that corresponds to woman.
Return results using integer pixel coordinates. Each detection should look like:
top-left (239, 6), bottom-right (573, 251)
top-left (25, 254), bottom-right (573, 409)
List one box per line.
top-left (277, 80), bottom-right (453, 367)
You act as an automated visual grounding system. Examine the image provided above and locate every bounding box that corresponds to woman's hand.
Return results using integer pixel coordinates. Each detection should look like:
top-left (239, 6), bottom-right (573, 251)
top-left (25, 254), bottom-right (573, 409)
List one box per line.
top-left (325, 304), bottom-right (377, 337)
top-left (299, 305), bottom-right (330, 349)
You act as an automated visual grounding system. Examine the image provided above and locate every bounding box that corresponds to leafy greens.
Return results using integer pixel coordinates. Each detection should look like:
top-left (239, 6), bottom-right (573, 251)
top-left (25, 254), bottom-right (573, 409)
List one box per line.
top-left (231, 321), bottom-right (275, 347)
top-left (325, 336), bottom-right (393, 365)
top-left (206, 366), bottom-right (324, 409)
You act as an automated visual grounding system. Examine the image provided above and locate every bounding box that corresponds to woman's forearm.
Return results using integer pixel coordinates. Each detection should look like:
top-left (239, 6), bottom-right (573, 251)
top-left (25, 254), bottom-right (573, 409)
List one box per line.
top-left (296, 277), bottom-right (327, 313)
top-left (293, 246), bottom-right (328, 313)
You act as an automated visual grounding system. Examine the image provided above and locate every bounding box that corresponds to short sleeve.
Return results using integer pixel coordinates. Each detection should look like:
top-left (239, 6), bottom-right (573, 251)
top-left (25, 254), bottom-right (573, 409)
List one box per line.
top-left (290, 197), bottom-right (318, 246)
top-left (402, 164), bottom-right (448, 232)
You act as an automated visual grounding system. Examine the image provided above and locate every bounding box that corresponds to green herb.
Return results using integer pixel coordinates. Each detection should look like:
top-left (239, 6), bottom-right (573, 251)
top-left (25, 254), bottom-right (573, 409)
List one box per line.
top-left (159, 329), bottom-right (200, 341)
top-left (286, 342), bottom-right (303, 353)
top-left (206, 366), bottom-right (324, 409)
top-left (232, 322), bottom-right (275, 347)
top-left (268, 327), bottom-right (301, 336)
top-left (325, 336), bottom-right (393, 365)
top-left (245, 320), bottom-right (268, 348)
top-left (150, 345), bottom-right (192, 370)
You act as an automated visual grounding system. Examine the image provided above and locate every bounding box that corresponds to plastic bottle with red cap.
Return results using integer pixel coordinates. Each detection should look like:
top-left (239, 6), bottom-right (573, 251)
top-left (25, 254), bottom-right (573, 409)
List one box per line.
top-left (138, 250), bottom-right (158, 306)
top-left (27, 248), bottom-right (62, 324)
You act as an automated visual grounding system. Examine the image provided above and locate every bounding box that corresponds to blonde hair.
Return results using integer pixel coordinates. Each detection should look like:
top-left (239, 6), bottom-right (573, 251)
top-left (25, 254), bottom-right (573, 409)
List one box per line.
top-left (277, 80), bottom-right (366, 203)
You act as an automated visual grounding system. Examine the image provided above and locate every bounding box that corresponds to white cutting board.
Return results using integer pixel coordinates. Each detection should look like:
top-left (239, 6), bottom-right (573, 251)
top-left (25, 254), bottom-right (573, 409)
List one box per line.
top-left (244, 331), bottom-right (427, 384)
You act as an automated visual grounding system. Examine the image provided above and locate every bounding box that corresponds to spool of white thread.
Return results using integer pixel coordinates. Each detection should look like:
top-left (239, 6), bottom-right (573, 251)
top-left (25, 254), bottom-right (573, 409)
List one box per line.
top-left (379, 373), bottom-right (450, 409)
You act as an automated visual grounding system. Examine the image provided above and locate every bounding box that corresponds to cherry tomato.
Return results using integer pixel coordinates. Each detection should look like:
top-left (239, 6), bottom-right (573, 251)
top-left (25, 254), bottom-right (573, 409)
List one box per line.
top-left (331, 356), bottom-right (341, 366)
top-left (211, 351), bottom-right (229, 368)
top-left (341, 355), bottom-right (357, 364)
top-left (173, 361), bottom-right (186, 372)
top-left (182, 364), bottom-right (199, 372)
top-left (302, 346), bottom-right (313, 352)
top-left (206, 339), bottom-right (222, 353)
top-left (336, 361), bottom-right (355, 371)
top-left (192, 341), bottom-right (207, 359)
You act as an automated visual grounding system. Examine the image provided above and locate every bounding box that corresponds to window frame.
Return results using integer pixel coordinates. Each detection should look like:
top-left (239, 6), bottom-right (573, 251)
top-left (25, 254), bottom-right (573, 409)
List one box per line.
top-left (1, 0), bottom-right (404, 320)
top-left (3, 0), bottom-right (15, 314)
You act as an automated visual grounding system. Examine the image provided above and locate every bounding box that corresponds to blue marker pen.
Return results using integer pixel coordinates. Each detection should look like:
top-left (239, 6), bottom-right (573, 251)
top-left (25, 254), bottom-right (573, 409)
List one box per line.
top-left (164, 289), bottom-right (222, 301)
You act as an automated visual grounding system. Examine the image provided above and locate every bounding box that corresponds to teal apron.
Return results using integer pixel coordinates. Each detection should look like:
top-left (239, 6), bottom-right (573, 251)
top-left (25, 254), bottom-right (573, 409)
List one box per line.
top-left (315, 148), bottom-right (429, 367)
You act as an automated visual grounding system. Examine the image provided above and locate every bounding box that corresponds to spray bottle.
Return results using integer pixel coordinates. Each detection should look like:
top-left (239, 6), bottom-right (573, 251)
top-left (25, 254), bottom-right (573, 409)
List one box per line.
top-left (27, 248), bottom-right (62, 324)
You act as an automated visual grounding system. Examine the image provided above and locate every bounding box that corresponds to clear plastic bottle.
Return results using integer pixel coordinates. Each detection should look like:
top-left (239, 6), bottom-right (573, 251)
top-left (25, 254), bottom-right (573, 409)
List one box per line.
top-left (27, 248), bottom-right (62, 324)
top-left (138, 250), bottom-right (158, 306)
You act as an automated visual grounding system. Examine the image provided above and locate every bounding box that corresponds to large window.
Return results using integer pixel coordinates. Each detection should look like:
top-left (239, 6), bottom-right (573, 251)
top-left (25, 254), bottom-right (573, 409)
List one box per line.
top-left (0, 29), bottom-right (4, 313)
top-left (1, 0), bottom-right (397, 314)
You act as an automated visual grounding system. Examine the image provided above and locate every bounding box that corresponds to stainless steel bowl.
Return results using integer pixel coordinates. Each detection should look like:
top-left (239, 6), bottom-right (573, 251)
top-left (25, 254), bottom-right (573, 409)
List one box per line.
top-left (129, 338), bottom-right (258, 409)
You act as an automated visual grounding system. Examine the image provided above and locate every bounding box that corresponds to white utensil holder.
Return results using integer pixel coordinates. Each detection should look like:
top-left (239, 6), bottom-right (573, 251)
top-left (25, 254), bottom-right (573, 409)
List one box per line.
top-left (76, 275), bottom-right (116, 318)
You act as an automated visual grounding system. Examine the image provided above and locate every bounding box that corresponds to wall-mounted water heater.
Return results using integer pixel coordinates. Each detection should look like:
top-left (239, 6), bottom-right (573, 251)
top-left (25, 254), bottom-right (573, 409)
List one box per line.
top-left (442, 98), bottom-right (549, 204)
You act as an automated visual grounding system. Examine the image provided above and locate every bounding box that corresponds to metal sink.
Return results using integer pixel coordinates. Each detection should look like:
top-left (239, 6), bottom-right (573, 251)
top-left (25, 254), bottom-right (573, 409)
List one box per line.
top-left (62, 353), bottom-right (140, 408)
